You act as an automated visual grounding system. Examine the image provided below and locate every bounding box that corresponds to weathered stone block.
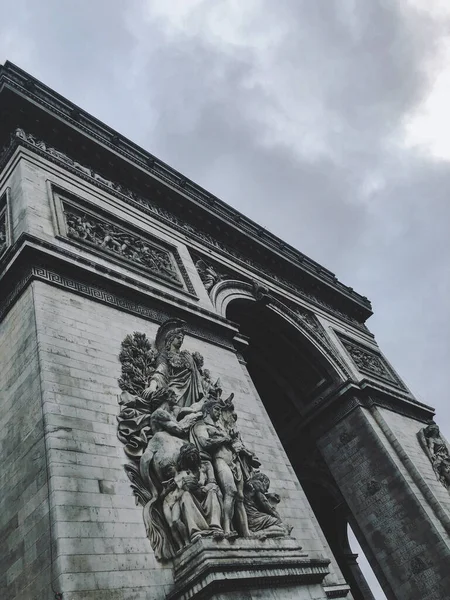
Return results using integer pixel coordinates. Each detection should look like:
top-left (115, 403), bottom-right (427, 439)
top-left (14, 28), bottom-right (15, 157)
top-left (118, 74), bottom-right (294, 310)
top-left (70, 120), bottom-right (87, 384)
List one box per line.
top-left (168, 537), bottom-right (329, 600)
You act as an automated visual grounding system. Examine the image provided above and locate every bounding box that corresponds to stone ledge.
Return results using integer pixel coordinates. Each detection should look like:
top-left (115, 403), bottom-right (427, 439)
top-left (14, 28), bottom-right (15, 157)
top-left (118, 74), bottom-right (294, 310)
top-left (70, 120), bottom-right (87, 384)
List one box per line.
top-left (323, 584), bottom-right (351, 598)
top-left (167, 538), bottom-right (330, 600)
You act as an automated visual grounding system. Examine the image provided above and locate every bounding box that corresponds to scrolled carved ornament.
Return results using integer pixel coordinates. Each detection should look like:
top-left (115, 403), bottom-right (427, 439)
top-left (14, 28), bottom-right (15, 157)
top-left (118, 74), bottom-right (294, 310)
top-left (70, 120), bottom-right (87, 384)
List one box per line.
top-left (117, 319), bottom-right (291, 561)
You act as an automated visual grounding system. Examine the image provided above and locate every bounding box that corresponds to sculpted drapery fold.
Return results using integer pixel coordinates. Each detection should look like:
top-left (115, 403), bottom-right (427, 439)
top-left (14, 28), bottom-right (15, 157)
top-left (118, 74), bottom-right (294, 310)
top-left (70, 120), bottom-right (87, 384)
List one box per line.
top-left (418, 422), bottom-right (450, 490)
top-left (117, 319), bottom-right (291, 561)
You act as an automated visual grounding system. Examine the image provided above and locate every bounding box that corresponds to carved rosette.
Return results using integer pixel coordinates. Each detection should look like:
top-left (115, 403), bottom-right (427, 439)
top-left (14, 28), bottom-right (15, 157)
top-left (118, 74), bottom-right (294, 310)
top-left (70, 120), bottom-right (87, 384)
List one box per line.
top-left (116, 319), bottom-right (292, 562)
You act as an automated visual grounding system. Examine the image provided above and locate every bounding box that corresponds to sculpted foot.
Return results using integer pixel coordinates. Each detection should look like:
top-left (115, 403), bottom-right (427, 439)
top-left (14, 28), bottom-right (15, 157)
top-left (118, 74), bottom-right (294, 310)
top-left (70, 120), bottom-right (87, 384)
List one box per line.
top-left (212, 528), bottom-right (225, 540)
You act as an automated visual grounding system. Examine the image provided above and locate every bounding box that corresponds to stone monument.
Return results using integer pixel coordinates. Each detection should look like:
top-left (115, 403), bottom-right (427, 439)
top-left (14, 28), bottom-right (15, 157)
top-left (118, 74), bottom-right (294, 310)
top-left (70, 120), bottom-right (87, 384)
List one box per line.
top-left (1, 61), bottom-right (450, 600)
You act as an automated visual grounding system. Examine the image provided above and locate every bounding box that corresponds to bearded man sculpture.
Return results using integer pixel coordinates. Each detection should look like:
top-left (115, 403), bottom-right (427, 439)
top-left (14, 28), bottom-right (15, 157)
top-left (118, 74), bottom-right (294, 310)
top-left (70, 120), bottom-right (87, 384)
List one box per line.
top-left (190, 398), bottom-right (251, 539)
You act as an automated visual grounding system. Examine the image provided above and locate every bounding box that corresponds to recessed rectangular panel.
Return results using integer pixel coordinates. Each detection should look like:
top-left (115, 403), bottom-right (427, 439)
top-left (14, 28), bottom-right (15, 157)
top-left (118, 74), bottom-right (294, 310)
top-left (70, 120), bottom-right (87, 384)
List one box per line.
top-left (51, 185), bottom-right (196, 295)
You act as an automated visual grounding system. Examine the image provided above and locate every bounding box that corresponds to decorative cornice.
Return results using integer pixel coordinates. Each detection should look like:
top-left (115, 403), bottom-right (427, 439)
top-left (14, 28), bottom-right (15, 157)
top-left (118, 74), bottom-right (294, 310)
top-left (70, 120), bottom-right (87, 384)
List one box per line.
top-left (312, 392), bottom-right (364, 439)
top-left (0, 61), bottom-right (372, 319)
top-left (0, 265), bottom-right (33, 321)
top-left (323, 585), bottom-right (351, 598)
top-left (307, 384), bottom-right (434, 441)
top-left (3, 129), bottom-right (371, 331)
top-left (366, 390), bottom-right (434, 422)
top-left (0, 238), bottom-right (239, 348)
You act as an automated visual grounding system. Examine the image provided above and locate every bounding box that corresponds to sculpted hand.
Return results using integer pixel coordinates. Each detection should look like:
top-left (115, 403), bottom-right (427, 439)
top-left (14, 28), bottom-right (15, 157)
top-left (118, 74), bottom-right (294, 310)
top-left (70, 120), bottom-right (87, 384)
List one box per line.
top-left (194, 398), bottom-right (205, 411)
top-left (142, 386), bottom-right (153, 400)
top-left (182, 474), bottom-right (200, 492)
top-left (203, 482), bottom-right (220, 493)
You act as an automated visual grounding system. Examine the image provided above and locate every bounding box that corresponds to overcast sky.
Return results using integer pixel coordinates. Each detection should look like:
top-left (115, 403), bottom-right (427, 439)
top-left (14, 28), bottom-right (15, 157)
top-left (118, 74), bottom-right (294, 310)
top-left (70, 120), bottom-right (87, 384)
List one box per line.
top-left (2, 2), bottom-right (450, 598)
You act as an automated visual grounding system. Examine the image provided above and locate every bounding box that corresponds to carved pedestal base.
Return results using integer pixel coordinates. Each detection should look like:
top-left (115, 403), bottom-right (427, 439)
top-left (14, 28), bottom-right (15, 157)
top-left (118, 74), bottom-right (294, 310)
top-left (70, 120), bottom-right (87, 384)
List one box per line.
top-left (167, 537), bottom-right (330, 600)
top-left (323, 584), bottom-right (351, 598)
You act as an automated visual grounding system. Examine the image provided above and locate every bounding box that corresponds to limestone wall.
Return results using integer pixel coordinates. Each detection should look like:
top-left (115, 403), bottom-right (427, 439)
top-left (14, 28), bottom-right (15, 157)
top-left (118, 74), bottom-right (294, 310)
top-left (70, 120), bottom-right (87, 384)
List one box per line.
top-left (0, 286), bottom-right (53, 600)
top-left (32, 280), bottom-right (344, 599)
top-left (6, 149), bottom-right (213, 310)
top-left (317, 405), bottom-right (450, 600)
top-left (377, 407), bottom-right (450, 535)
top-left (0, 146), bottom-right (357, 598)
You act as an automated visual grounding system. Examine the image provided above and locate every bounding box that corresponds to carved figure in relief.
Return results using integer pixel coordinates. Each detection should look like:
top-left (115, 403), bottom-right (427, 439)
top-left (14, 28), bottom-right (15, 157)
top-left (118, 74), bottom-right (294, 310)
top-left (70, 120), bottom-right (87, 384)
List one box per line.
top-left (117, 318), bottom-right (291, 561)
top-left (219, 396), bottom-right (261, 480)
top-left (244, 472), bottom-right (291, 538)
top-left (64, 207), bottom-right (180, 282)
top-left (190, 398), bottom-right (251, 538)
top-left (139, 389), bottom-right (218, 552)
top-left (195, 259), bottom-right (222, 291)
top-left (172, 443), bottom-right (224, 539)
top-left (418, 422), bottom-right (450, 489)
top-left (143, 321), bottom-right (212, 408)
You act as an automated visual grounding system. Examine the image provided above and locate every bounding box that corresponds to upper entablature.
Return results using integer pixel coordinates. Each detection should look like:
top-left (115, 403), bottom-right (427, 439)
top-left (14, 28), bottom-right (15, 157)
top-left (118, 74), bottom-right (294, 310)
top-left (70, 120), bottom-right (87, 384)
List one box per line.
top-left (0, 60), bottom-right (372, 324)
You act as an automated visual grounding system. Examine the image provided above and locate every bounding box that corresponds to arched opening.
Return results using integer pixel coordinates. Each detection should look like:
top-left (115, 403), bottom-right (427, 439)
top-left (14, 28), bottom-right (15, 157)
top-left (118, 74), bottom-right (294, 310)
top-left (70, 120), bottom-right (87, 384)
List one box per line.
top-left (227, 297), bottom-right (381, 600)
top-left (227, 298), bottom-right (338, 443)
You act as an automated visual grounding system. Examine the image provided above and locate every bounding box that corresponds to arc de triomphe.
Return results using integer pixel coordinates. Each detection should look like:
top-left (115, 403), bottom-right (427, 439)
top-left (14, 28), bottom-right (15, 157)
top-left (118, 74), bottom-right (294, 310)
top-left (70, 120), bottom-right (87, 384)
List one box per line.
top-left (1, 61), bottom-right (450, 600)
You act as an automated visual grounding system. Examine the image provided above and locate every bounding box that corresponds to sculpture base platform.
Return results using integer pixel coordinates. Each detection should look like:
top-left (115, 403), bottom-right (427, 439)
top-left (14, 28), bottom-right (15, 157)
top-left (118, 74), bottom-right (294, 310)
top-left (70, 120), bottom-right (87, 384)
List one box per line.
top-left (167, 537), bottom-right (331, 600)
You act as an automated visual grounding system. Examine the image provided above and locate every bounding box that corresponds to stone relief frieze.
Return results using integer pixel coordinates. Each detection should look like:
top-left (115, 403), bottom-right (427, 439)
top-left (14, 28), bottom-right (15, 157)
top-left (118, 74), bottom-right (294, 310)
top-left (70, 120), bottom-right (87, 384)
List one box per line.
top-left (418, 422), bottom-right (450, 490)
top-left (336, 334), bottom-right (407, 392)
top-left (5, 129), bottom-right (370, 330)
top-left (117, 319), bottom-right (292, 561)
top-left (63, 204), bottom-right (181, 285)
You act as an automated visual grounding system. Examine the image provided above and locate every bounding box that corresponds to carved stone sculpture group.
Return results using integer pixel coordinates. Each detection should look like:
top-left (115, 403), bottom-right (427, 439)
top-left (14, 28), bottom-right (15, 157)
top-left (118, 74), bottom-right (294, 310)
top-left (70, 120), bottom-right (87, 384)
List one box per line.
top-left (418, 422), bottom-right (450, 490)
top-left (65, 207), bottom-right (180, 283)
top-left (117, 319), bottom-right (291, 561)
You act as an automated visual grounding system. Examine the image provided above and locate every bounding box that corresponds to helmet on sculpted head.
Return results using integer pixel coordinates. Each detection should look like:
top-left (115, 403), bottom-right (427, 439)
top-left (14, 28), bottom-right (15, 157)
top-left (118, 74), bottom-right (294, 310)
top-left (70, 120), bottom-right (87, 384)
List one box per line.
top-left (154, 318), bottom-right (187, 353)
top-left (164, 328), bottom-right (185, 351)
